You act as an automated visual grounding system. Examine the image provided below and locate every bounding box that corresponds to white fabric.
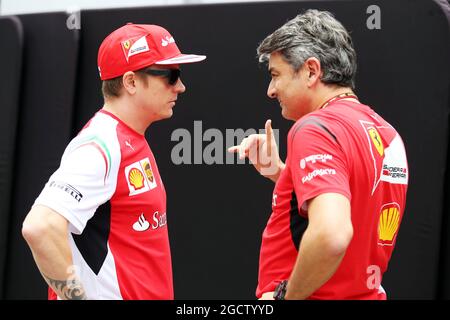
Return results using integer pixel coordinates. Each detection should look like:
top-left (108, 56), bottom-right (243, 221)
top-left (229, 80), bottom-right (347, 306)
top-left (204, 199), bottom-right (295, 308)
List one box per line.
top-left (155, 53), bottom-right (206, 65)
top-left (34, 113), bottom-right (121, 234)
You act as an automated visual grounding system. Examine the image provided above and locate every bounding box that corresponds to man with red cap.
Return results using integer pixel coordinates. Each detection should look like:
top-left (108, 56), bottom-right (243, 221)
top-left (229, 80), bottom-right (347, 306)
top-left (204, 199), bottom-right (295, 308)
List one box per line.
top-left (22, 23), bottom-right (206, 300)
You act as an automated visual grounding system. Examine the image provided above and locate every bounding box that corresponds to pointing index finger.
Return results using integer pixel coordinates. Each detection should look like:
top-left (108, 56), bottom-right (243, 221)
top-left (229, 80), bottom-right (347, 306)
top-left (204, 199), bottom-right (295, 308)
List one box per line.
top-left (265, 119), bottom-right (273, 157)
top-left (228, 146), bottom-right (239, 153)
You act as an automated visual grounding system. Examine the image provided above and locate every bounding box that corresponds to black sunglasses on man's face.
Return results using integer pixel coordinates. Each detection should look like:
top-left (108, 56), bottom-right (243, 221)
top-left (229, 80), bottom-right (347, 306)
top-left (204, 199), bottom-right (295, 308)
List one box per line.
top-left (143, 68), bottom-right (181, 85)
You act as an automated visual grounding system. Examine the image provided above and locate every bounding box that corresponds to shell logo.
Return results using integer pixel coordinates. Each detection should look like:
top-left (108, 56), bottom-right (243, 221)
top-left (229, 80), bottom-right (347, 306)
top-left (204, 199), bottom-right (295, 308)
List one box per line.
top-left (378, 203), bottom-right (401, 246)
top-left (143, 161), bottom-right (154, 183)
top-left (128, 168), bottom-right (145, 190)
top-left (369, 128), bottom-right (384, 156)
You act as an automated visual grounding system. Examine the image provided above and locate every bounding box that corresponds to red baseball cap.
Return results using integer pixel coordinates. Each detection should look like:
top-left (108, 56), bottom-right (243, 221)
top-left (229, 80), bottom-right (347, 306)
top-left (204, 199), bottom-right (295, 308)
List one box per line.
top-left (97, 23), bottom-right (206, 80)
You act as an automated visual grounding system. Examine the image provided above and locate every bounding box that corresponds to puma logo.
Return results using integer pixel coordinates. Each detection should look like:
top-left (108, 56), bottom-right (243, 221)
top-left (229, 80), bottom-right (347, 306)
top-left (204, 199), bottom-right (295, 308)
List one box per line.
top-left (125, 139), bottom-right (135, 151)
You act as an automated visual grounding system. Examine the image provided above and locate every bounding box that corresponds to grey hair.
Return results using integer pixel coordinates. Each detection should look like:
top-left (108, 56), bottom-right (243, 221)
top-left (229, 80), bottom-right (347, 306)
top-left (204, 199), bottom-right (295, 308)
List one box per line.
top-left (257, 9), bottom-right (357, 89)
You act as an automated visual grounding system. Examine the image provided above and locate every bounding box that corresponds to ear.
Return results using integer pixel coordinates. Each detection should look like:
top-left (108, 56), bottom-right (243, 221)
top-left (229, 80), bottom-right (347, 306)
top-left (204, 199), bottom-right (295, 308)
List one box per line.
top-left (122, 71), bottom-right (138, 95)
top-left (303, 57), bottom-right (322, 88)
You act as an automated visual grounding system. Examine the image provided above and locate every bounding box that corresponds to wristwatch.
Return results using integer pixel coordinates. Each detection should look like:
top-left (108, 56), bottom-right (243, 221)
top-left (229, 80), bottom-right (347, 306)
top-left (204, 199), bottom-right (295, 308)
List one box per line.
top-left (273, 280), bottom-right (288, 300)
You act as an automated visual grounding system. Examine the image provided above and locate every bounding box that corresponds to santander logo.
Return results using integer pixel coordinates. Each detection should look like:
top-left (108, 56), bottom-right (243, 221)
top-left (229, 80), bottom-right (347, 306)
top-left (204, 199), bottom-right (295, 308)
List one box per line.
top-left (133, 213), bottom-right (150, 232)
top-left (132, 212), bottom-right (167, 232)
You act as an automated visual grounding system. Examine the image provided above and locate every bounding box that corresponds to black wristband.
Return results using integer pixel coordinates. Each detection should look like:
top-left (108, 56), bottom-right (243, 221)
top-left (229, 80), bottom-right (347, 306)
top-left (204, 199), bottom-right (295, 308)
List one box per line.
top-left (273, 280), bottom-right (288, 300)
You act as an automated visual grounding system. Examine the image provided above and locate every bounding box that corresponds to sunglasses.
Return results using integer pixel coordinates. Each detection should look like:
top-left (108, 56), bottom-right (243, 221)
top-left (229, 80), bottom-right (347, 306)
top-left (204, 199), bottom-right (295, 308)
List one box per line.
top-left (143, 68), bottom-right (181, 85)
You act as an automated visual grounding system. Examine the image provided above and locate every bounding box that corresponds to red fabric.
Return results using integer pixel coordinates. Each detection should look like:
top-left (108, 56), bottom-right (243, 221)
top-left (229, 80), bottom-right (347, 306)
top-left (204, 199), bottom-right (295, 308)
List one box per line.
top-left (100, 110), bottom-right (173, 299)
top-left (97, 23), bottom-right (205, 80)
top-left (48, 287), bottom-right (57, 300)
top-left (48, 110), bottom-right (174, 300)
top-left (257, 100), bottom-right (408, 299)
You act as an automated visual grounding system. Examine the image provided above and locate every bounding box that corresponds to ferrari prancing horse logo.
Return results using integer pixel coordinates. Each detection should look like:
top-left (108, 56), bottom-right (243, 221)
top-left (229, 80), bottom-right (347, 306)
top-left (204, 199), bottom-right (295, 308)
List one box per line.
top-left (368, 128), bottom-right (384, 156)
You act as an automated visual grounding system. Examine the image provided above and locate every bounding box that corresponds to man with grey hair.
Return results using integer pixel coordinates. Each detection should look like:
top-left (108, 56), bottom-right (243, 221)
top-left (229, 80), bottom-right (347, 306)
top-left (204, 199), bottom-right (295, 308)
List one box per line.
top-left (229, 9), bottom-right (408, 299)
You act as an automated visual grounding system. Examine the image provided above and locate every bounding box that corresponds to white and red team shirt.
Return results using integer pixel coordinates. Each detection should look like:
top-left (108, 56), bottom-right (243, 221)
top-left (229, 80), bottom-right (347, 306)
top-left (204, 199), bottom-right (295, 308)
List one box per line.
top-left (257, 99), bottom-right (408, 299)
top-left (34, 109), bottom-right (173, 300)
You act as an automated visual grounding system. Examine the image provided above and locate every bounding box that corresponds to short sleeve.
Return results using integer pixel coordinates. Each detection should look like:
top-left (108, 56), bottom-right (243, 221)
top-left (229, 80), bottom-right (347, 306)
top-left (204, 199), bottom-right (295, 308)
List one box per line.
top-left (34, 143), bottom-right (117, 234)
top-left (289, 122), bottom-right (351, 213)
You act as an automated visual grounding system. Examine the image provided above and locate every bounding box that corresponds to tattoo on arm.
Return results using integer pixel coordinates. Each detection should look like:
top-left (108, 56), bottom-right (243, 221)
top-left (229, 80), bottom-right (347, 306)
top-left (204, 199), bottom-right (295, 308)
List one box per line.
top-left (43, 274), bottom-right (87, 300)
